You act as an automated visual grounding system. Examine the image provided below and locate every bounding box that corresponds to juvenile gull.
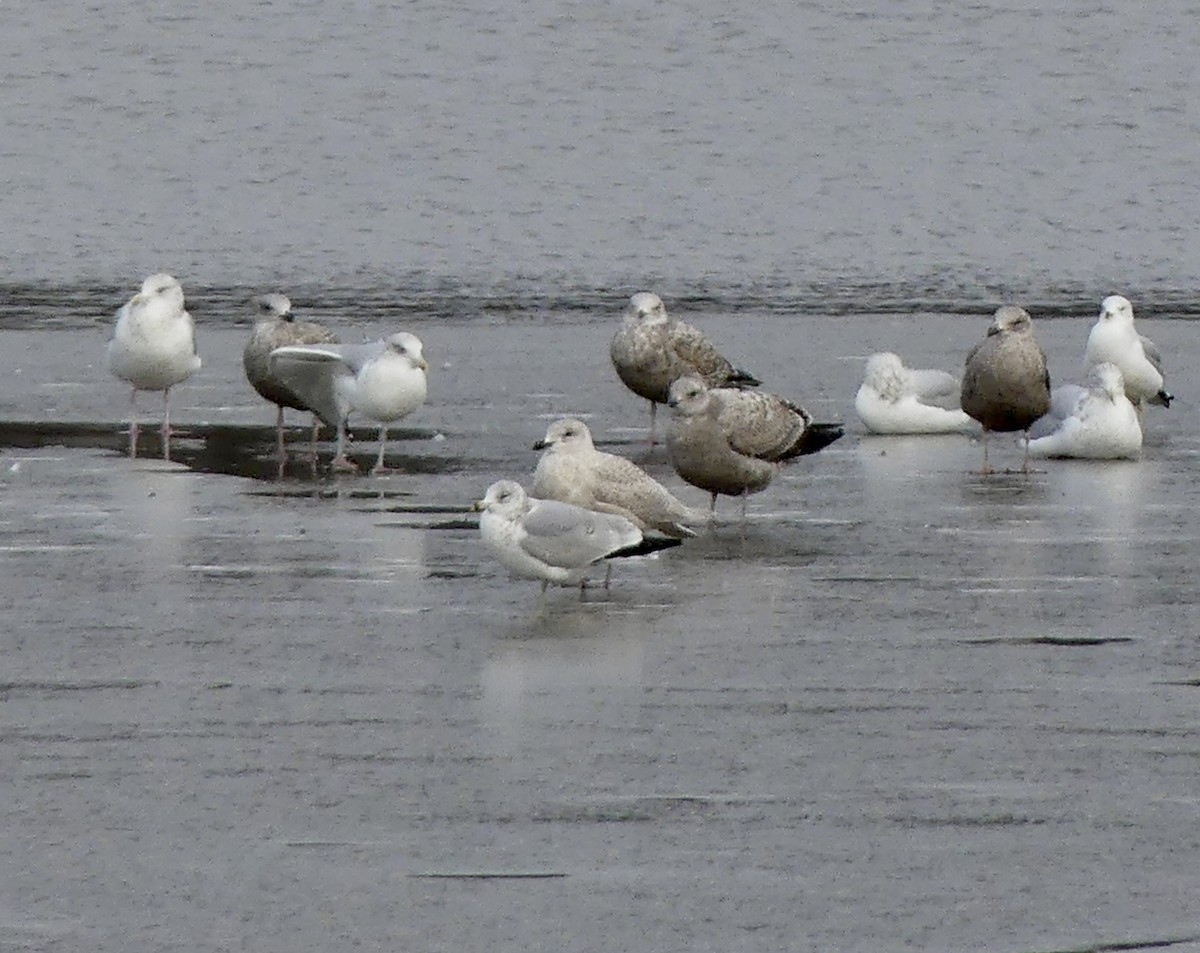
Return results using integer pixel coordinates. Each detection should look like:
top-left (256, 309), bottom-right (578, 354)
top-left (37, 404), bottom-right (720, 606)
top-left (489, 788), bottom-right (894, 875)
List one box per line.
top-left (1026, 363), bottom-right (1142, 460)
top-left (268, 332), bottom-right (428, 475)
top-left (855, 352), bottom-right (973, 434)
top-left (610, 292), bottom-right (759, 439)
top-left (532, 418), bottom-right (709, 538)
top-left (960, 305), bottom-right (1052, 473)
top-left (1085, 295), bottom-right (1172, 411)
top-left (106, 273), bottom-right (202, 461)
top-left (242, 293), bottom-right (339, 472)
top-left (473, 480), bottom-right (682, 593)
top-left (665, 375), bottom-right (844, 515)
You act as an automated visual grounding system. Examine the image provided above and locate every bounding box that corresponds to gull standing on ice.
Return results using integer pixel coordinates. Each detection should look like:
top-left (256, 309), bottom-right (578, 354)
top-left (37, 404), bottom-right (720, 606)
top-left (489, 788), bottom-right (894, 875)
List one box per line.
top-left (665, 375), bottom-right (844, 516)
top-left (855, 352), bottom-right (973, 434)
top-left (242, 293), bottom-right (339, 473)
top-left (610, 292), bottom-right (760, 440)
top-left (1026, 363), bottom-right (1142, 460)
top-left (473, 480), bottom-right (682, 593)
top-left (960, 305), bottom-right (1052, 473)
top-left (107, 273), bottom-right (201, 461)
top-left (1085, 295), bottom-right (1172, 411)
top-left (268, 332), bottom-right (428, 475)
top-left (532, 418), bottom-right (709, 538)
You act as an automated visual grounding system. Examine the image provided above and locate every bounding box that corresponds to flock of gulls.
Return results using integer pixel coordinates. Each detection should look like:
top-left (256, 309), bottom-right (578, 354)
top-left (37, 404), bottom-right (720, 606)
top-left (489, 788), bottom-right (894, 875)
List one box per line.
top-left (105, 275), bottom-right (1172, 596)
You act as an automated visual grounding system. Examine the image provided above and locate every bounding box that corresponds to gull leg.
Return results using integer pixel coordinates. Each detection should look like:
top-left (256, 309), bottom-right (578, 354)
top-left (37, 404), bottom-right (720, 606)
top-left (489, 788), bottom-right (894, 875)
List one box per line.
top-left (128, 388), bottom-right (140, 458)
top-left (275, 405), bottom-right (287, 481)
top-left (370, 425), bottom-right (390, 476)
top-left (1021, 430), bottom-right (1032, 474)
top-left (330, 419), bottom-right (358, 473)
top-left (308, 415), bottom-right (322, 478)
top-left (648, 400), bottom-right (657, 445)
top-left (978, 429), bottom-right (993, 476)
top-left (161, 387), bottom-right (172, 461)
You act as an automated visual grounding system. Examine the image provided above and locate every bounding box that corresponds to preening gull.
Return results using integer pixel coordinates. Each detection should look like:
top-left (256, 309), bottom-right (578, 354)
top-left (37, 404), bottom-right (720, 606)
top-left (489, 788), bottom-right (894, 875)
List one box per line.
top-left (1026, 363), bottom-right (1142, 460)
top-left (1085, 295), bottom-right (1172, 410)
top-left (610, 292), bottom-right (759, 440)
top-left (473, 480), bottom-right (682, 592)
top-left (532, 418), bottom-right (709, 538)
top-left (107, 273), bottom-right (202, 461)
top-left (665, 375), bottom-right (844, 515)
top-left (960, 305), bottom-right (1051, 473)
top-left (855, 352), bottom-right (973, 434)
top-left (268, 332), bottom-right (428, 475)
top-left (242, 293), bottom-right (339, 473)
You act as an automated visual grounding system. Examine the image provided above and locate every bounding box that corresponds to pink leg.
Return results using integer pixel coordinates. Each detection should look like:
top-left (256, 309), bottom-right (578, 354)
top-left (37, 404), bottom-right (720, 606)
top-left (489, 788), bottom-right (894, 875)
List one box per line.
top-left (330, 419), bottom-right (358, 473)
top-left (370, 425), bottom-right (390, 475)
top-left (127, 388), bottom-right (140, 458)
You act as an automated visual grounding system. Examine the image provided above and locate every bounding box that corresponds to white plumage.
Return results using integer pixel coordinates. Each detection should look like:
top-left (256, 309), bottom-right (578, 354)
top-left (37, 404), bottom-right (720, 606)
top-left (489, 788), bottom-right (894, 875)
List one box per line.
top-left (1085, 295), bottom-right (1171, 410)
top-left (855, 352), bottom-right (973, 434)
top-left (1027, 363), bottom-right (1142, 460)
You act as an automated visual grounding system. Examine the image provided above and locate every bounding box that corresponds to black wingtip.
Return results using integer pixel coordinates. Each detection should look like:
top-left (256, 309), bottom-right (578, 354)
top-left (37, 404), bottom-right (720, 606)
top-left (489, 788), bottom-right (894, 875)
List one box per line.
top-left (795, 423), bottom-right (845, 456)
top-left (609, 537), bottom-right (684, 559)
top-left (727, 368), bottom-right (761, 388)
top-left (1152, 389), bottom-right (1173, 408)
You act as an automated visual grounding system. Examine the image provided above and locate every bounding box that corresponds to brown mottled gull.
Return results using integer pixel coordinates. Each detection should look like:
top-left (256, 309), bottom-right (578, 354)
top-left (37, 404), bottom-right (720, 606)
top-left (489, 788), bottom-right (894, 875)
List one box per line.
top-left (610, 292), bottom-right (759, 439)
top-left (532, 418), bottom-right (709, 538)
top-left (665, 375), bottom-right (844, 515)
top-left (960, 305), bottom-right (1052, 473)
top-left (242, 293), bottom-right (339, 473)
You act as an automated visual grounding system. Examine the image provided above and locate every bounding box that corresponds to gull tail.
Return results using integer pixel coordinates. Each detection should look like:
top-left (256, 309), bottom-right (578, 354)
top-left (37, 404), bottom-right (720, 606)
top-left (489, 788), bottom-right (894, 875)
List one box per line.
top-left (792, 422), bottom-right (845, 457)
top-left (726, 367), bottom-right (761, 388)
top-left (609, 537), bottom-right (684, 559)
top-left (1150, 388), bottom-right (1173, 408)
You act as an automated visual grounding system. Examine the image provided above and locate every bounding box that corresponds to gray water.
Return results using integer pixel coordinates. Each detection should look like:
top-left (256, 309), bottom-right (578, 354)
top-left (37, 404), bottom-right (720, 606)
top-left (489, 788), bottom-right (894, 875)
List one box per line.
top-left (5, 1), bottom-right (1200, 305)
top-left (4, 4), bottom-right (1200, 953)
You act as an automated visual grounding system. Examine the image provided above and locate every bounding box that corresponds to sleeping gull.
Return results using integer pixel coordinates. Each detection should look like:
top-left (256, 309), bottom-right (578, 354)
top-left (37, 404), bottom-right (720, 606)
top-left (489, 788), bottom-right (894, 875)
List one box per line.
top-left (1026, 363), bottom-right (1141, 460)
top-left (855, 352), bottom-right (973, 434)
top-left (473, 480), bottom-right (682, 593)
top-left (610, 292), bottom-right (760, 440)
top-left (242, 293), bottom-right (339, 475)
top-left (1085, 295), bottom-right (1172, 411)
top-left (106, 273), bottom-right (202, 461)
top-left (665, 375), bottom-right (844, 516)
top-left (960, 305), bottom-right (1051, 473)
top-left (532, 418), bottom-right (709, 538)
top-left (268, 332), bottom-right (428, 475)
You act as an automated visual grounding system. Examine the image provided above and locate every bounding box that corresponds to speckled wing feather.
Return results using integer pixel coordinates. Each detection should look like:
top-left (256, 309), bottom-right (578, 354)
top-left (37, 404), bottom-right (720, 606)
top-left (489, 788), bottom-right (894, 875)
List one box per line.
top-left (711, 389), bottom-right (814, 461)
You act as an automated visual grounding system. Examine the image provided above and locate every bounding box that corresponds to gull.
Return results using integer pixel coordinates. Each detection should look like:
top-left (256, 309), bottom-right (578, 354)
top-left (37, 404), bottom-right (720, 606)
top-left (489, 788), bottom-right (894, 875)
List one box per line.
top-left (473, 480), bottom-right (681, 593)
top-left (1026, 362), bottom-right (1142, 460)
top-left (610, 292), bottom-right (759, 440)
top-left (532, 418), bottom-right (709, 538)
top-left (107, 273), bottom-right (202, 461)
top-left (960, 305), bottom-right (1052, 474)
top-left (242, 293), bottom-right (339, 474)
top-left (855, 352), bottom-right (974, 434)
top-left (268, 332), bottom-right (428, 475)
top-left (1085, 295), bottom-right (1172, 411)
top-left (665, 375), bottom-right (844, 516)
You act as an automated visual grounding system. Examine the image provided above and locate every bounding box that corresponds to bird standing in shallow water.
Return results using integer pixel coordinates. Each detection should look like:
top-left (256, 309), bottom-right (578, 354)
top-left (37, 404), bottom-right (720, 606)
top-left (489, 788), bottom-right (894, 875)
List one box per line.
top-left (107, 273), bottom-right (201, 461)
top-left (242, 293), bottom-right (339, 477)
top-left (268, 332), bottom-right (429, 475)
top-left (960, 305), bottom-right (1051, 474)
top-left (473, 479), bottom-right (681, 594)
top-left (532, 417), bottom-right (709, 538)
top-left (665, 375), bottom-right (844, 518)
top-left (610, 292), bottom-right (759, 442)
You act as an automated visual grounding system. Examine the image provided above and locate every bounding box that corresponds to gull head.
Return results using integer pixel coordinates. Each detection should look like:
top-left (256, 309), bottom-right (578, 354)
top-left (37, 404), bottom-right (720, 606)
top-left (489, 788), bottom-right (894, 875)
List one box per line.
top-left (254, 293), bottom-right (293, 321)
top-left (386, 332), bottom-right (429, 371)
top-left (473, 479), bottom-right (530, 519)
top-left (988, 304), bottom-right (1033, 337)
top-left (863, 352), bottom-right (906, 399)
top-left (1098, 295), bottom-right (1134, 326)
top-left (623, 291), bottom-right (669, 329)
top-left (1087, 362), bottom-right (1127, 401)
top-left (533, 417), bottom-right (595, 453)
top-left (667, 374), bottom-right (712, 415)
top-left (132, 273), bottom-right (184, 309)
